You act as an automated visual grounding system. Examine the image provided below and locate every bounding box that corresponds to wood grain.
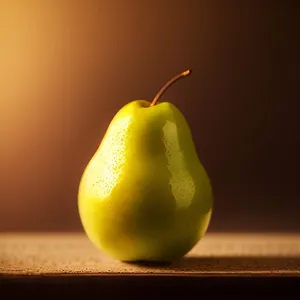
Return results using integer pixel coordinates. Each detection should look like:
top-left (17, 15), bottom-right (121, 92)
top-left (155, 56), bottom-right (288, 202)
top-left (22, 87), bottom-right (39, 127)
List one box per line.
top-left (1, 232), bottom-right (300, 277)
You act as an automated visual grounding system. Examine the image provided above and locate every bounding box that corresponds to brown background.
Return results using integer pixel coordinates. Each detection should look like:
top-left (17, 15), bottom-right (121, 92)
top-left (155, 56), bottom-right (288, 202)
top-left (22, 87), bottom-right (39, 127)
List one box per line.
top-left (0, 1), bottom-right (299, 233)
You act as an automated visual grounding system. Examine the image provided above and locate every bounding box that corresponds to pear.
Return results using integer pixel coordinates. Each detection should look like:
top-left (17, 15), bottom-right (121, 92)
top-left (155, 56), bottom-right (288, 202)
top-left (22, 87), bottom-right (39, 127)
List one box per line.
top-left (78, 70), bottom-right (213, 263)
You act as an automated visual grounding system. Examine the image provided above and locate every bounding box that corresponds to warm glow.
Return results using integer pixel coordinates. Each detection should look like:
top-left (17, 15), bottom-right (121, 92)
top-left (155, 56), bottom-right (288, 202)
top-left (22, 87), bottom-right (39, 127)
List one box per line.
top-left (0, 0), bottom-right (117, 228)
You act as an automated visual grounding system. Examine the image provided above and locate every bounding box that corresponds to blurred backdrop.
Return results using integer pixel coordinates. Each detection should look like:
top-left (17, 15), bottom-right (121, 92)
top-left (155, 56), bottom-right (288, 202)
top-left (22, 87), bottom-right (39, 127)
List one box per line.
top-left (0, 1), bottom-right (299, 232)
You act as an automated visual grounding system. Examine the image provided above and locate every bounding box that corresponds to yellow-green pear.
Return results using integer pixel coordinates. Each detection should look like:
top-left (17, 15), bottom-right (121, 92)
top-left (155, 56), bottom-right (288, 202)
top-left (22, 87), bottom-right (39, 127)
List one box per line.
top-left (78, 70), bottom-right (213, 263)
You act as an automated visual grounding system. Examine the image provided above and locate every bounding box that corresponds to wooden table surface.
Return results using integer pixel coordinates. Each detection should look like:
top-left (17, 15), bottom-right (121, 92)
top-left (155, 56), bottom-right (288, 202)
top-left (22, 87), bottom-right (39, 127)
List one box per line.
top-left (1, 232), bottom-right (300, 297)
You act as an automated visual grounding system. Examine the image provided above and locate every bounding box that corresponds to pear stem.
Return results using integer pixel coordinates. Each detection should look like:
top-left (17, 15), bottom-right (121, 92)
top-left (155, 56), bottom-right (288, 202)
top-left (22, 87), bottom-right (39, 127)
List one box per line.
top-left (150, 69), bottom-right (192, 107)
